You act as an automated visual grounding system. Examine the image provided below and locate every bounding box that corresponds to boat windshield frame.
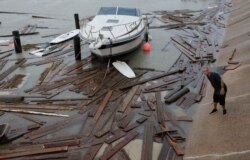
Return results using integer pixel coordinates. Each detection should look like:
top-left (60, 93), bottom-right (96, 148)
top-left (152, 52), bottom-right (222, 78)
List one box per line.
top-left (97, 7), bottom-right (140, 17)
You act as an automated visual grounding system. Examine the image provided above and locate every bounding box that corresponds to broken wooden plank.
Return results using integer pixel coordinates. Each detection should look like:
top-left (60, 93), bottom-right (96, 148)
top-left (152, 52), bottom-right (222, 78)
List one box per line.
top-left (105, 129), bottom-right (126, 144)
top-left (82, 144), bottom-right (103, 160)
top-left (0, 108), bottom-right (69, 117)
top-left (0, 104), bottom-right (73, 111)
top-left (120, 69), bottom-right (180, 90)
top-left (24, 114), bottom-right (85, 140)
top-left (0, 32), bottom-right (39, 37)
top-left (165, 87), bottom-right (190, 103)
top-left (157, 137), bottom-right (172, 160)
top-left (155, 92), bottom-right (166, 127)
top-left (0, 58), bottom-right (26, 81)
top-left (94, 90), bottom-right (113, 121)
top-left (100, 131), bottom-right (139, 160)
top-left (118, 110), bottom-right (136, 129)
top-left (141, 120), bottom-right (154, 160)
top-left (123, 117), bottom-right (148, 132)
top-left (118, 86), bottom-right (139, 112)
top-left (43, 139), bottom-right (80, 148)
top-left (95, 115), bottom-right (114, 138)
top-left (0, 146), bottom-right (68, 159)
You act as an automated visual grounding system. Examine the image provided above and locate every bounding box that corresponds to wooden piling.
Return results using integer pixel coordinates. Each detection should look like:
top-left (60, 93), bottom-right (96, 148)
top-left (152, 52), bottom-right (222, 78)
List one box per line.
top-left (74, 13), bottom-right (80, 29)
top-left (12, 30), bottom-right (22, 53)
top-left (74, 35), bottom-right (81, 61)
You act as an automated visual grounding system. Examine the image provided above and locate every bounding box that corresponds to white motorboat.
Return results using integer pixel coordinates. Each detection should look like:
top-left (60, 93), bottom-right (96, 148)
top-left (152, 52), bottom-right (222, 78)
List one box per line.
top-left (80, 7), bottom-right (147, 58)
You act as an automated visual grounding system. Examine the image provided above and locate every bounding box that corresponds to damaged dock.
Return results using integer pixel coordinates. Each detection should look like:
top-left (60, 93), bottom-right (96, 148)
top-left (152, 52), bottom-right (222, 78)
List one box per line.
top-left (0, 1), bottom-right (246, 160)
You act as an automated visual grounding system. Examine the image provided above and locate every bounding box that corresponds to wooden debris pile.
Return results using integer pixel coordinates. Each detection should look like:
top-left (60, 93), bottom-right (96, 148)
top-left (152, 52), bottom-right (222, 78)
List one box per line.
top-left (0, 3), bottom-right (234, 160)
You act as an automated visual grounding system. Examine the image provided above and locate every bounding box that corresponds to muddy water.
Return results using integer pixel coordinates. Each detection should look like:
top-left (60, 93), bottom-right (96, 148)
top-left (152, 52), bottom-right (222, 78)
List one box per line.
top-left (0, 0), bottom-right (222, 73)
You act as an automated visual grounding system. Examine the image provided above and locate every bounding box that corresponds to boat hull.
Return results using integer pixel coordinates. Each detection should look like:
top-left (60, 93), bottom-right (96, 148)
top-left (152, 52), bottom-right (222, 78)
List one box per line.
top-left (90, 30), bottom-right (146, 58)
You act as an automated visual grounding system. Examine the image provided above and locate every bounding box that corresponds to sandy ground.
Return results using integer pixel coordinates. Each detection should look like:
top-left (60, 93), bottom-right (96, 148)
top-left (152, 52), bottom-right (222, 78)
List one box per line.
top-left (184, 0), bottom-right (250, 160)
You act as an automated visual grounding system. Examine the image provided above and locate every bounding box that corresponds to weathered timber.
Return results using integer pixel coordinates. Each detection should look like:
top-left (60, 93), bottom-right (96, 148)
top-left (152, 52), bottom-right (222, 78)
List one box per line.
top-left (100, 131), bottom-right (139, 160)
top-left (144, 77), bottom-right (181, 91)
top-left (61, 59), bottom-right (88, 75)
top-left (0, 74), bottom-right (25, 89)
top-left (166, 136), bottom-right (184, 156)
top-left (24, 114), bottom-right (85, 140)
top-left (123, 117), bottom-right (147, 132)
top-left (0, 60), bottom-right (7, 71)
top-left (138, 111), bottom-right (152, 117)
top-left (141, 120), bottom-right (154, 160)
top-left (82, 144), bottom-right (103, 160)
top-left (120, 69), bottom-right (180, 90)
top-left (118, 110), bottom-right (136, 129)
top-left (172, 43), bottom-right (197, 62)
top-left (43, 139), bottom-right (80, 148)
top-left (110, 149), bottom-right (131, 160)
top-left (0, 32), bottom-right (39, 37)
top-left (19, 153), bottom-right (69, 160)
top-left (88, 105), bottom-right (99, 117)
top-left (0, 52), bottom-right (12, 59)
top-left (0, 108), bottom-right (69, 117)
top-left (164, 86), bottom-right (182, 100)
top-left (0, 58), bottom-right (26, 81)
top-left (0, 146), bottom-right (68, 159)
top-left (93, 97), bottom-right (121, 133)
top-left (17, 114), bottom-right (46, 125)
top-left (22, 57), bottom-right (62, 67)
top-left (118, 85), bottom-right (139, 112)
top-left (157, 138), bottom-right (172, 160)
top-left (36, 63), bottom-right (53, 85)
top-left (165, 87), bottom-right (190, 103)
top-left (94, 90), bottom-right (113, 121)
top-left (81, 118), bottom-right (97, 137)
top-left (95, 115), bottom-right (114, 138)
top-left (0, 95), bottom-right (24, 103)
top-left (105, 129), bottom-right (126, 144)
top-left (33, 135), bottom-right (78, 144)
top-left (30, 97), bottom-right (90, 103)
top-left (147, 100), bottom-right (156, 111)
top-left (155, 92), bottom-right (167, 127)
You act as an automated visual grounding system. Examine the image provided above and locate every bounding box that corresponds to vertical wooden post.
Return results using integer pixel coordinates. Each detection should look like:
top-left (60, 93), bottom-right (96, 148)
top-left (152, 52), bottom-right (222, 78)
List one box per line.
top-left (74, 36), bottom-right (81, 61)
top-left (12, 31), bottom-right (22, 53)
top-left (74, 13), bottom-right (80, 29)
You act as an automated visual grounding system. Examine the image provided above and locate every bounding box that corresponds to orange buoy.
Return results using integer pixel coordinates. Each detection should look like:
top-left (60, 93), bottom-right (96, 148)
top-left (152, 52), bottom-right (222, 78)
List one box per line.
top-left (143, 42), bottom-right (151, 52)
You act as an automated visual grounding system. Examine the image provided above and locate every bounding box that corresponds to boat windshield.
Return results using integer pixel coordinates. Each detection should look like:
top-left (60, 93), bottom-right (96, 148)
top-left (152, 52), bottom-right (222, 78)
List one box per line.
top-left (98, 7), bottom-right (140, 16)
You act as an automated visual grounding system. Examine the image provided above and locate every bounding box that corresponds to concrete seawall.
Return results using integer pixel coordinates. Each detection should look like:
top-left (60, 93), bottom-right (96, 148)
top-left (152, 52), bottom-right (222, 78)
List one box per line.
top-left (184, 0), bottom-right (250, 160)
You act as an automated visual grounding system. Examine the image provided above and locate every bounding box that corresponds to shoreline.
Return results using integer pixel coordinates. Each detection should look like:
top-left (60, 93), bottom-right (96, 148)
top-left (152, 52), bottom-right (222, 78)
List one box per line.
top-left (185, 0), bottom-right (250, 159)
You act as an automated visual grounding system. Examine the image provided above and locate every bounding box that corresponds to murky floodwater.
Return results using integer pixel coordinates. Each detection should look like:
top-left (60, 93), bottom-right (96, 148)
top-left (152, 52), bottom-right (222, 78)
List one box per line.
top-left (0, 0), bottom-right (222, 74)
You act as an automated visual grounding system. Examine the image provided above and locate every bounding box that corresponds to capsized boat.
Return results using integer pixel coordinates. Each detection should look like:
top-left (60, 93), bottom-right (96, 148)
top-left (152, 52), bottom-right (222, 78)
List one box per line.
top-left (80, 7), bottom-right (147, 58)
top-left (50, 29), bottom-right (79, 44)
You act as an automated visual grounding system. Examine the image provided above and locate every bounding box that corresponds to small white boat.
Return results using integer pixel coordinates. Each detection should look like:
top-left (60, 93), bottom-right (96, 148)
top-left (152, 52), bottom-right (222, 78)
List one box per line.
top-left (112, 61), bottom-right (136, 78)
top-left (50, 29), bottom-right (79, 44)
top-left (29, 44), bottom-right (67, 57)
top-left (80, 7), bottom-right (147, 58)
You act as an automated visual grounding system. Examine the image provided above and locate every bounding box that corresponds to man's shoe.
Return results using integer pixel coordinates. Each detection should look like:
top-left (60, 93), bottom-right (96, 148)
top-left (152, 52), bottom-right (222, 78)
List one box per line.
top-left (223, 109), bottom-right (227, 115)
top-left (209, 108), bottom-right (217, 114)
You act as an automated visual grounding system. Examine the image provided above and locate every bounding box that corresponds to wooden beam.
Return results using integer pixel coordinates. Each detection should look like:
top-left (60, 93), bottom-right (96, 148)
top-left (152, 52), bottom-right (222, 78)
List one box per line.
top-left (100, 131), bottom-right (139, 160)
top-left (0, 146), bottom-right (68, 159)
top-left (120, 70), bottom-right (180, 90)
top-left (94, 90), bottom-right (113, 121)
top-left (141, 121), bottom-right (154, 160)
top-left (118, 85), bottom-right (139, 112)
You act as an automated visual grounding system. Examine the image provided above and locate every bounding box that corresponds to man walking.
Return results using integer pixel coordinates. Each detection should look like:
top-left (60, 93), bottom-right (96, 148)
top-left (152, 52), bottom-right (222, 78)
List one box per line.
top-left (202, 67), bottom-right (227, 115)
